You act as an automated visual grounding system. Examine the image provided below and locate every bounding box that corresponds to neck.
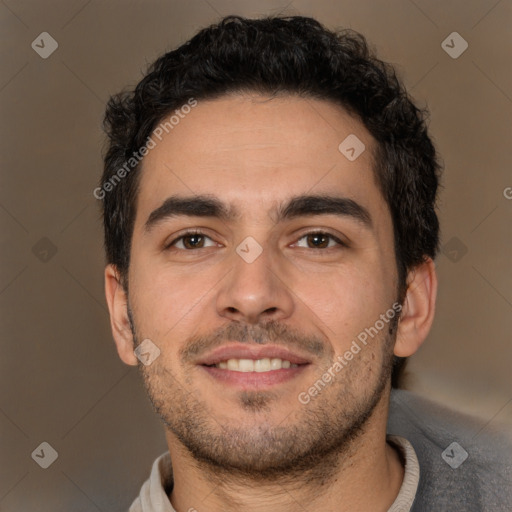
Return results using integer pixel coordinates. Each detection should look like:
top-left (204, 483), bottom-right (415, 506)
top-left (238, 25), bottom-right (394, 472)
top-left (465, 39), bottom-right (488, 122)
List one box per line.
top-left (166, 392), bottom-right (404, 512)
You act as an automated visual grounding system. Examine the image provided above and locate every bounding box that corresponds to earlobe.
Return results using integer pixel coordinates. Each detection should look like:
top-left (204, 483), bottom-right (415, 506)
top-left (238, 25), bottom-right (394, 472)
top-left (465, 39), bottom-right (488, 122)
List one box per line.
top-left (104, 265), bottom-right (138, 366)
top-left (394, 258), bottom-right (438, 358)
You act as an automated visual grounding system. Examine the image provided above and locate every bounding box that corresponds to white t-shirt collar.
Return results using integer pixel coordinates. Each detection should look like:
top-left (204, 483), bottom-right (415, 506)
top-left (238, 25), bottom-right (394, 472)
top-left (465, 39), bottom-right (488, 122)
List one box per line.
top-left (129, 435), bottom-right (420, 512)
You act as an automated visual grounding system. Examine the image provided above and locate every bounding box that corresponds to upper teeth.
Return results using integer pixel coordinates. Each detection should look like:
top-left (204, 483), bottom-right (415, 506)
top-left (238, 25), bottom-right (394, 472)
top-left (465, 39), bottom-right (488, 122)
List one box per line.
top-left (215, 358), bottom-right (297, 372)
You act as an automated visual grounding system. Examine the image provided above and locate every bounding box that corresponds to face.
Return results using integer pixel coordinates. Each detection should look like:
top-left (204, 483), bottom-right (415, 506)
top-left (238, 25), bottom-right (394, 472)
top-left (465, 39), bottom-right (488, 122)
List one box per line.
top-left (125, 94), bottom-right (400, 478)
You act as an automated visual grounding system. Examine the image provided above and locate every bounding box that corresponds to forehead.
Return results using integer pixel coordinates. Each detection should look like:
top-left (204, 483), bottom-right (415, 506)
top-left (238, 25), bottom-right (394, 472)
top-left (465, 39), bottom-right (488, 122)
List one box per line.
top-left (135, 93), bottom-right (386, 224)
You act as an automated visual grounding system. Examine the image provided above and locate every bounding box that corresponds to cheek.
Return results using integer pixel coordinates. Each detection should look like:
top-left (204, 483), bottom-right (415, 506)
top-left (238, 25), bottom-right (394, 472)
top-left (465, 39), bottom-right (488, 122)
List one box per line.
top-left (129, 261), bottom-right (214, 342)
top-left (291, 264), bottom-right (391, 344)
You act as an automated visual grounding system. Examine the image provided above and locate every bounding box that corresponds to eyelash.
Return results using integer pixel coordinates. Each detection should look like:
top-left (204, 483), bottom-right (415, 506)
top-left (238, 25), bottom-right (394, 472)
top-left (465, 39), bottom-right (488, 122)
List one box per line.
top-left (165, 229), bottom-right (347, 252)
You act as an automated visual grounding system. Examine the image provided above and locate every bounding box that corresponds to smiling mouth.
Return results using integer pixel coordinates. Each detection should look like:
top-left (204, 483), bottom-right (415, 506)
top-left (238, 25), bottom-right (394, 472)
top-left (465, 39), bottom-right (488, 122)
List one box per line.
top-left (204, 357), bottom-right (302, 372)
top-left (200, 356), bottom-right (310, 389)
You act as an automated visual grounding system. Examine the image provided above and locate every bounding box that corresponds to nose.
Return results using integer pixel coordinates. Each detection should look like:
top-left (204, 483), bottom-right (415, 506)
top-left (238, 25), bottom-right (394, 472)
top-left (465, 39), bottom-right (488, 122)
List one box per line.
top-left (215, 242), bottom-right (295, 324)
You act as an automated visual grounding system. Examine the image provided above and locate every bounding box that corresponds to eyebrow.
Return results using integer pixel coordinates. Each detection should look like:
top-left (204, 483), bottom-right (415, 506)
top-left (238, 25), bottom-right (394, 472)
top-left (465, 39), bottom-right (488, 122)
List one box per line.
top-left (144, 193), bottom-right (372, 233)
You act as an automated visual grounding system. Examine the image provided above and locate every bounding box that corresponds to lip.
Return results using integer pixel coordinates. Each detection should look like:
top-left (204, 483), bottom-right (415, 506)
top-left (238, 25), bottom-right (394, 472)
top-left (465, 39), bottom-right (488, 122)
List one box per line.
top-left (195, 343), bottom-right (313, 366)
top-left (200, 364), bottom-right (308, 389)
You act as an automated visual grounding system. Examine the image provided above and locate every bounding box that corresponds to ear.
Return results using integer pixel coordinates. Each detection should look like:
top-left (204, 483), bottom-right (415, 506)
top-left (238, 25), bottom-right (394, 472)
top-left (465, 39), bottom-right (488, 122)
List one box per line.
top-left (394, 258), bottom-right (437, 357)
top-left (104, 264), bottom-right (138, 366)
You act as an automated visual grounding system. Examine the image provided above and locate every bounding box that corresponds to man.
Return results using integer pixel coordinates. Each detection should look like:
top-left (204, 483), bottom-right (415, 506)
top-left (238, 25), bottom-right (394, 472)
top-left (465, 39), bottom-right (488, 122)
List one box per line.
top-left (99, 15), bottom-right (511, 512)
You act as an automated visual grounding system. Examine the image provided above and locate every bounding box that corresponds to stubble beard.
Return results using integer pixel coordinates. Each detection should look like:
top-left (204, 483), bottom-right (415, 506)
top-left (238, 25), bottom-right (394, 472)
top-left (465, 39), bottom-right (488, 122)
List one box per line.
top-left (132, 314), bottom-right (397, 485)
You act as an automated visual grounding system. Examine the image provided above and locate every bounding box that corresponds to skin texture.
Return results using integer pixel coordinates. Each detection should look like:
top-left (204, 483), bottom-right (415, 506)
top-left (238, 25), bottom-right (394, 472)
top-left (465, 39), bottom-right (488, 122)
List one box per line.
top-left (105, 93), bottom-right (437, 512)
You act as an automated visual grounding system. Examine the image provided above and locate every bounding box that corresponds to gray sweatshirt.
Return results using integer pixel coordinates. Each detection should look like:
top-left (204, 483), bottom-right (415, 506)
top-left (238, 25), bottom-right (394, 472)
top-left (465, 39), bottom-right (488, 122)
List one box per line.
top-left (387, 389), bottom-right (512, 511)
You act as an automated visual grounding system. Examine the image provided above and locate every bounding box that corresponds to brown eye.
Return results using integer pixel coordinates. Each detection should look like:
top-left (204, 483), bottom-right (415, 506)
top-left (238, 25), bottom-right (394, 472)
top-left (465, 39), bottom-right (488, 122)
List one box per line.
top-left (167, 232), bottom-right (217, 250)
top-left (306, 233), bottom-right (330, 248)
top-left (295, 232), bottom-right (344, 250)
top-left (181, 234), bottom-right (205, 249)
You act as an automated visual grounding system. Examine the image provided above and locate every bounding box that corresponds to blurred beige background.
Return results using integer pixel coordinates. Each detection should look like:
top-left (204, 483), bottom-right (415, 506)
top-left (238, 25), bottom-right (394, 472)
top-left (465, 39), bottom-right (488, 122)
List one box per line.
top-left (1, 0), bottom-right (511, 510)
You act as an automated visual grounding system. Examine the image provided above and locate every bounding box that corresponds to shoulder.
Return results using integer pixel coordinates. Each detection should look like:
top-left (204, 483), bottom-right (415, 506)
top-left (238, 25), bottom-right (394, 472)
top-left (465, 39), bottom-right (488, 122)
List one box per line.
top-left (387, 389), bottom-right (512, 511)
